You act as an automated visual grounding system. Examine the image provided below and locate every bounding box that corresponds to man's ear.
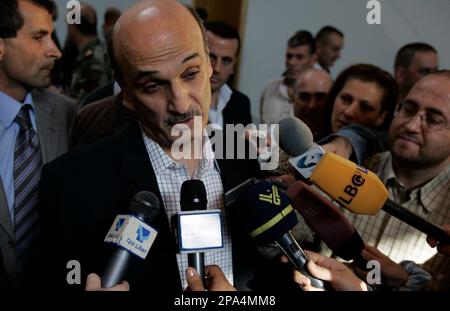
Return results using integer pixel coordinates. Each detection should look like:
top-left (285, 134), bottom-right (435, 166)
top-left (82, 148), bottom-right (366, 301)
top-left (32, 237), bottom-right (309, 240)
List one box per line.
top-left (114, 74), bottom-right (134, 111)
top-left (395, 67), bottom-right (405, 84)
top-left (375, 110), bottom-right (388, 127)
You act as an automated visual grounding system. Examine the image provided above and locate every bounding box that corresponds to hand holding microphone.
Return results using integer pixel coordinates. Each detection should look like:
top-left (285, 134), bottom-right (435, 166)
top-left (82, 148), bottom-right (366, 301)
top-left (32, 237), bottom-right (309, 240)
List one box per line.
top-left (85, 273), bottom-right (130, 291)
top-left (278, 117), bottom-right (450, 244)
top-left (427, 224), bottom-right (450, 257)
top-left (284, 250), bottom-right (368, 291)
top-left (185, 266), bottom-right (236, 291)
top-left (101, 191), bottom-right (160, 288)
top-left (235, 180), bottom-right (326, 290)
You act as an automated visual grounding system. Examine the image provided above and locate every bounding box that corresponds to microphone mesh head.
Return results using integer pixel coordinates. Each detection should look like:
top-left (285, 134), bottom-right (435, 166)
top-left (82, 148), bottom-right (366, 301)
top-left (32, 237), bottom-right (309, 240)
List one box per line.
top-left (180, 180), bottom-right (207, 211)
top-left (236, 181), bottom-right (298, 246)
top-left (130, 191), bottom-right (160, 223)
top-left (278, 117), bottom-right (314, 156)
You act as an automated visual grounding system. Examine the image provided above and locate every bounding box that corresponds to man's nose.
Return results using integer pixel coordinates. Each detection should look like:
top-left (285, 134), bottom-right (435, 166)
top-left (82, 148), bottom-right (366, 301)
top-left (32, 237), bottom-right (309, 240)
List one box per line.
top-left (169, 81), bottom-right (190, 114)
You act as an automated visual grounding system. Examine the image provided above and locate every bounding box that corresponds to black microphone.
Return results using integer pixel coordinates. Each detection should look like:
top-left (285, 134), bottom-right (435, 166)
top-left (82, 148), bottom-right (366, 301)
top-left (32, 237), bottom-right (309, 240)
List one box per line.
top-left (236, 180), bottom-right (326, 290)
top-left (287, 181), bottom-right (367, 268)
top-left (102, 191), bottom-right (160, 288)
top-left (180, 180), bottom-right (208, 281)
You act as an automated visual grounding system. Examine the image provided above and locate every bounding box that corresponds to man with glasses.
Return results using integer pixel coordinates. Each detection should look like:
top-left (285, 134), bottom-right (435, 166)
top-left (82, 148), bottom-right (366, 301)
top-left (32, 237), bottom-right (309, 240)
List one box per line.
top-left (343, 71), bottom-right (450, 290)
top-left (293, 68), bottom-right (332, 139)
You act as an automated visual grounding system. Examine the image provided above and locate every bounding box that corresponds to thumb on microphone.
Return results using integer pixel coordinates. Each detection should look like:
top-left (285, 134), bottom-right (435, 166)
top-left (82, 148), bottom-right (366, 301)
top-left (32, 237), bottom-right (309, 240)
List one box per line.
top-left (85, 273), bottom-right (130, 291)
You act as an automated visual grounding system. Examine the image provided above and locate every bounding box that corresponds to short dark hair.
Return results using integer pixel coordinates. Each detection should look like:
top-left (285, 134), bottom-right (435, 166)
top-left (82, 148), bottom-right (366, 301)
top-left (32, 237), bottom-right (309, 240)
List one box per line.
top-left (316, 25), bottom-right (344, 45)
top-left (288, 30), bottom-right (315, 55)
top-left (323, 64), bottom-right (398, 133)
top-left (75, 3), bottom-right (97, 36)
top-left (104, 7), bottom-right (121, 25)
top-left (205, 21), bottom-right (241, 54)
top-left (394, 43), bottom-right (438, 69)
top-left (1, 0), bottom-right (55, 38)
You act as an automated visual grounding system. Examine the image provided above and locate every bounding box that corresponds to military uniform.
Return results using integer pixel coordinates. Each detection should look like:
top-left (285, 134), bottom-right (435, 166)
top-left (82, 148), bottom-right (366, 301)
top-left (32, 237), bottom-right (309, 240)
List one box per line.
top-left (70, 38), bottom-right (112, 102)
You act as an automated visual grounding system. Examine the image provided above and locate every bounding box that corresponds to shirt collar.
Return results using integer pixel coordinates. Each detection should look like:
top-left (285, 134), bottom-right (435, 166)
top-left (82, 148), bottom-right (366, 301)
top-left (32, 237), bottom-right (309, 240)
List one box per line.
top-left (277, 79), bottom-right (290, 101)
top-left (0, 91), bottom-right (34, 128)
top-left (141, 126), bottom-right (220, 177)
top-left (381, 152), bottom-right (449, 213)
top-left (218, 84), bottom-right (232, 108)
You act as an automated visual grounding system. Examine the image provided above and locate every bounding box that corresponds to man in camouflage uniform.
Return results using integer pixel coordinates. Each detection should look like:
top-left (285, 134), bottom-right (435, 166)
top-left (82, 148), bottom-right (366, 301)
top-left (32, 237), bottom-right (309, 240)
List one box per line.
top-left (68, 3), bottom-right (111, 102)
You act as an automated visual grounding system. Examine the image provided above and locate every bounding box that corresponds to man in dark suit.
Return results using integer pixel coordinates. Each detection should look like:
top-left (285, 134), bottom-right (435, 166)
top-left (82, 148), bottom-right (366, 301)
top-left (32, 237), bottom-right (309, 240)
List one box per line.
top-left (0, 0), bottom-right (74, 288)
top-left (37, 0), bottom-right (262, 292)
top-left (205, 22), bottom-right (253, 128)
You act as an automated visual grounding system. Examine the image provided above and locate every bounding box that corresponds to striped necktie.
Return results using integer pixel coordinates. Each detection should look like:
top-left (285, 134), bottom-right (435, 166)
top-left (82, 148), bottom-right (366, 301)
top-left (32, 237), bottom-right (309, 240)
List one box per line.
top-left (13, 104), bottom-right (42, 271)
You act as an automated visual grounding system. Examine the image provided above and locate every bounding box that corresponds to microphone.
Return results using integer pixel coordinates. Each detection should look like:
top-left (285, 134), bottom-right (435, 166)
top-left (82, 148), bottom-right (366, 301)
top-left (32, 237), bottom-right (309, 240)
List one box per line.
top-left (180, 180), bottom-right (208, 281)
top-left (286, 181), bottom-right (367, 268)
top-left (278, 117), bottom-right (325, 180)
top-left (310, 152), bottom-right (450, 244)
top-left (102, 191), bottom-right (160, 288)
top-left (236, 180), bottom-right (326, 289)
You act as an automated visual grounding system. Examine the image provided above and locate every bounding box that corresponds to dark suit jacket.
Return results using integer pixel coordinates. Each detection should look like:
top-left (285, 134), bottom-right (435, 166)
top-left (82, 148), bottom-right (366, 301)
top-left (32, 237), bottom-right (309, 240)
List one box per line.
top-left (222, 89), bottom-right (253, 127)
top-left (36, 120), bottom-right (261, 292)
top-left (70, 93), bottom-right (135, 150)
top-left (0, 89), bottom-right (75, 287)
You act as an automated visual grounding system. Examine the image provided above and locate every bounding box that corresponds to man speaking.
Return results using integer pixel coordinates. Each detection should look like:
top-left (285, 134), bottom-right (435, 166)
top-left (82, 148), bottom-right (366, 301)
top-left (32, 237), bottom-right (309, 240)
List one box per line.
top-left (37, 0), bottom-right (260, 292)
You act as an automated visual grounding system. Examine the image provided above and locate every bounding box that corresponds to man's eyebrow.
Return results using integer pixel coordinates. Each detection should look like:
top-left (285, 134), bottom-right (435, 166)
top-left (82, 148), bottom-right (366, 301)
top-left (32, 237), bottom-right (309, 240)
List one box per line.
top-left (31, 29), bottom-right (50, 36)
top-left (182, 53), bottom-right (200, 63)
top-left (135, 70), bottom-right (160, 82)
top-left (426, 107), bottom-right (446, 117)
top-left (134, 53), bottom-right (201, 82)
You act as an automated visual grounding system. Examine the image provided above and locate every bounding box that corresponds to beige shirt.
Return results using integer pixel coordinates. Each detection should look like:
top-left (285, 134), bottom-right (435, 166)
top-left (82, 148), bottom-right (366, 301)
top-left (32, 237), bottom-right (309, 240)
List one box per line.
top-left (260, 78), bottom-right (294, 124)
top-left (346, 152), bottom-right (450, 290)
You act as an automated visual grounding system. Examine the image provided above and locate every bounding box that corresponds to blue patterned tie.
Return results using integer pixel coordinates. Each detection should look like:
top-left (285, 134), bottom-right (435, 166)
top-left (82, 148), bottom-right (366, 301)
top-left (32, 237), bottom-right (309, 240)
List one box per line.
top-left (13, 104), bottom-right (42, 271)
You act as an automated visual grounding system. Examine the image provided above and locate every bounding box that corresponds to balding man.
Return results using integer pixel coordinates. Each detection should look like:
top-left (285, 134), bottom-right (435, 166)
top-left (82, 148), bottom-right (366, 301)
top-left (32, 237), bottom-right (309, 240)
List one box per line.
top-left (293, 68), bottom-right (332, 140)
top-left (37, 0), bottom-right (261, 292)
top-left (339, 71), bottom-right (450, 290)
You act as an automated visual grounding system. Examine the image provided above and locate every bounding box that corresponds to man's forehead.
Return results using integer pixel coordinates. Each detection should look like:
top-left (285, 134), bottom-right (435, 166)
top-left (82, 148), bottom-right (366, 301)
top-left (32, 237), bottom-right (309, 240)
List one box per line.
top-left (408, 76), bottom-right (450, 109)
top-left (19, 1), bottom-right (52, 27)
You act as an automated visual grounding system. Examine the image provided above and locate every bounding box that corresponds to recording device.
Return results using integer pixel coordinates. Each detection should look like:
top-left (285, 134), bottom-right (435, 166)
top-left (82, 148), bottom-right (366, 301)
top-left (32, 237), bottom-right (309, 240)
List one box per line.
top-left (311, 152), bottom-right (450, 244)
top-left (102, 191), bottom-right (160, 288)
top-left (286, 181), bottom-right (366, 268)
top-left (178, 180), bottom-right (224, 282)
top-left (235, 180), bottom-right (326, 290)
top-left (279, 117), bottom-right (450, 244)
top-left (278, 117), bottom-right (325, 180)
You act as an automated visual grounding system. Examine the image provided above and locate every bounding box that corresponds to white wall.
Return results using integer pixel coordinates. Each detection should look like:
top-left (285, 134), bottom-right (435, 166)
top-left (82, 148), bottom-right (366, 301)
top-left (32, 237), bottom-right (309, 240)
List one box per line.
top-left (238, 0), bottom-right (450, 123)
top-left (53, 0), bottom-right (193, 43)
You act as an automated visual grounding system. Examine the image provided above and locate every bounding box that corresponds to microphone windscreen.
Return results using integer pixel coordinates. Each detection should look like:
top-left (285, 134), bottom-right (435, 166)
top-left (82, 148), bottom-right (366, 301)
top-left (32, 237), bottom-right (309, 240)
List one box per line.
top-left (286, 181), bottom-right (365, 261)
top-left (278, 117), bottom-right (314, 156)
top-left (180, 180), bottom-right (208, 211)
top-left (310, 152), bottom-right (388, 215)
top-left (130, 191), bottom-right (160, 223)
top-left (236, 181), bottom-right (298, 246)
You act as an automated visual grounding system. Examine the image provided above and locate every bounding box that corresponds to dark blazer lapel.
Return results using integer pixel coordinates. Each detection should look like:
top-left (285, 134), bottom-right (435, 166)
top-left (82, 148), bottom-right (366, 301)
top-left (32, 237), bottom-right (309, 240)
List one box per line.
top-left (0, 180), bottom-right (13, 239)
top-left (32, 90), bottom-right (57, 164)
top-left (116, 121), bottom-right (181, 289)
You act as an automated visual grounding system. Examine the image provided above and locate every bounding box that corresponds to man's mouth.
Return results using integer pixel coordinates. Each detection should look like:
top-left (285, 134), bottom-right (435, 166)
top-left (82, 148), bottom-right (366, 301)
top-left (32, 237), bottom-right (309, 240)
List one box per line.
top-left (396, 134), bottom-right (421, 145)
top-left (210, 76), bottom-right (221, 84)
top-left (41, 64), bottom-right (54, 71)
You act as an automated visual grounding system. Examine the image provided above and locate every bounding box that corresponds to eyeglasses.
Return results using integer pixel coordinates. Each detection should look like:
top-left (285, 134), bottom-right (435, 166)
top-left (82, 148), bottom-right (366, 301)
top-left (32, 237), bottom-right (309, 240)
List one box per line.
top-left (397, 102), bottom-right (450, 131)
top-left (297, 92), bottom-right (327, 102)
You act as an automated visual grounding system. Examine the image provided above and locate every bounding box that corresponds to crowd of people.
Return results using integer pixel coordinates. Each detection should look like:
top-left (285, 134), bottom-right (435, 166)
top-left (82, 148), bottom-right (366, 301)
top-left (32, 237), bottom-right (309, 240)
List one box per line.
top-left (0, 0), bottom-right (449, 294)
